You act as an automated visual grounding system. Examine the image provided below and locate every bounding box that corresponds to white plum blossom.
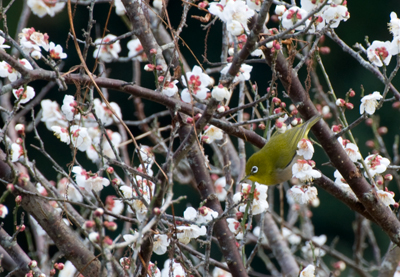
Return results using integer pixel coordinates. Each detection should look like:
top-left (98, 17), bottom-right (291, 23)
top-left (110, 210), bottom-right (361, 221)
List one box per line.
top-left (363, 154), bottom-right (390, 177)
top-left (333, 170), bottom-right (356, 196)
top-left (18, 27), bottom-right (49, 59)
top-left (0, 36), bottom-right (10, 49)
top-left (176, 224), bottom-right (207, 244)
top-left (127, 38), bottom-right (147, 61)
top-left (13, 86), bottom-right (35, 104)
top-left (93, 34), bottom-right (121, 62)
top-left (0, 204), bottom-right (8, 218)
top-left (58, 261), bottom-right (77, 277)
top-left (227, 218), bottom-right (243, 240)
top-left (40, 99), bottom-right (67, 130)
top-left (214, 176), bottom-right (228, 201)
top-left (300, 264), bottom-right (316, 277)
top-left (234, 182), bottom-right (269, 215)
top-left (104, 195), bottom-right (124, 221)
top-left (203, 125), bottom-right (224, 144)
top-left (367, 41), bottom-right (392, 67)
top-left (114, 0), bottom-right (126, 15)
top-left (220, 63), bottom-right (253, 83)
top-left (323, 4), bottom-right (349, 28)
top-left (287, 185), bottom-right (318, 205)
top-left (57, 177), bottom-right (83, 202)
top-left (61, 95), bottom-right (78, 121)
top-left (275, 5), bottom-right (287, 16)
top-left (227, 20), bottom-right (245, 36)
top-left (87, 130), bottom-right (122, 162)
top-left (28, 0), bottom-right (65, 18)
top-left (211, 84), bottom-right (231, 101)
top-left (297, 138), bottom-right (314, 160)
top-left (376, 190), bottom-right (396, 207)
top-left (0, 59), bottom-right (33, 82)
top-left (390, 36), bottom-right (400, 55)
top-left (161, 80), bottom-right (179, 97)
top-left (389, 12), bottom-right (400, 37)
top-left (360, 91), bottom-right (383, 115)
top-left (49, 42), bottom-right (67, 59)
top-left (337, 137), bottom-right (362, 162)
top-left (300, 0), bottom-right (325, 12)
top-left (139, 145), bottom-right (154, 165)
top-left (183, 206), bottom-right (218, 225)
top-left (212, 266), bottom-right (232, 277)
top-left (161, 260), bottom-right (186, 277)
top-left (70, 125), bottom-right (92, 152)
top-left (282, 227), bottom-right (302, 245)
top-left (181, 65), bottom-right (211, 103)
top-left (51, 126), bottom-right (70, 144)
top-left (292, 159), bottom-right (321, 182)
top-left (93, 98), bottom-right (122, 126)
top-left (153, 234), bottom-right (169, 255)
top-left (281, 7), bottom-right (309, 30)
top-left (302, 235), bottom-right (326, 260)
top-left (72, 166), bottom-right (110, 192)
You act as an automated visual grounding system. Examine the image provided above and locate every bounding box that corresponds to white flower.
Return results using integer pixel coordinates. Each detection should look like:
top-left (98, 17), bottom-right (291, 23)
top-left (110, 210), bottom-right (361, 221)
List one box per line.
top-left (227, 20), bottom-right (245, 36)
top-left (139, 145), bottom-right (154, 165)
top-left (0, 36), bottom-right (10, 49)
top-left (51, 126), bottom-right (70, 144)
top-left (93, 34), bottom-right (121, 63)
top-left (367, 41), bottom-right (392, 67)
top-left (183, 207), bottom-right (197, 221)
top-left (0, 204), bottom-right (8, 218)
top-left (196, 206), bottom-right (219, 224)
top-left (297, 139), bottom-right (314, 160)
top-left (61, 95), bottom-right (78, 121)
top-left (360, 91), bottom-right (383, 115)
top-left (203, 125), bottom-right (224, 144)
top-left (333, 170), bottom-right (356, 197)
top-left (19, 28), bottom-right (49, 58)
top-left (28, 0), bottom-right (65, 18)
top-left (236, 182), bottom-right (269, 215)
top-left (292, 160), bottom-right (321, 182)
top-left (281, 7), bottom-right (309, 31)
top-left (208, 0), bottom-right (227, 18)
top-left (176, 224), bottom-right (206, 244)
top-left (323, 4), bottom-right (349, 28)
top-left (148, 262), bottom-right (161, 277)
top-left (93, 98), bottom-right (122, 126)
top-left (57, 177), bottom-right (83, 202)
top-left (363, 154), bottom-right (390, 177)
top-left (88, 232), bottom-right (100, 243)
top-left (127, 38), bottom-right (147, 61)
top-left (161, 80), bottom-right (179, 97)
top-left (181, 65), bottom-right (211, 103)
top-left (58, 261), bottom-right (77, 277)
top-left (389, 12), bottom-right (400, 37)
top-left (220, 63), bottom-right (253, 83)
top-left (49, 42), bottom-right (67, 59)
top-left (70, 125), bottom-right (92, 151)
top-left (211, 84), bottom-right (231, 101)
top-left (300, 264), bottom-right (315, 277)
top-left (153, 234), bottom-right (169, 255)
top-left (0, 59), bottom-right (33, 82)
top-left (337, 137), bottom-right (362, 162)
top-left (376, 190), bottom-right (395, 207)
top-left (275, 5), bottom-right (287, 16)
top-left (288, 185), bottom-right (318, 205)
top-left (212, 266), bottom-right (232, 277)
top-left (390, 36), bottom-right (400, 55)
top-left (104, 195), bottom-right (124, 221)
top-left (220, 0), bottom-right (254, 30)
top-left (72, 166), bottom-right (110, 192)
top-left (40, 99), bottom-right (67, 130)
top-left (161, 260), bottom-right (186, 277)
top-left (302, 235), bottom-right (326, 260)
top-left (13, 86), bottom-right (35, 104)
top-left (214, 177), bottom-right (228, 201)
top-left (227, 218), bottom-right (243, 239)
top-left (301, 0), bottom-right (325, 12)
top-left (114, 0), bottom-right (126, 15)
top-left (282, 227), bottom-right (301, 245)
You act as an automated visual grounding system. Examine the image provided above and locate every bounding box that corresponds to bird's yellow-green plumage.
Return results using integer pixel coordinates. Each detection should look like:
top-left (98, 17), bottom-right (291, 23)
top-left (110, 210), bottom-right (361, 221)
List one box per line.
top-left (245, 115), bottom-right (322, 186)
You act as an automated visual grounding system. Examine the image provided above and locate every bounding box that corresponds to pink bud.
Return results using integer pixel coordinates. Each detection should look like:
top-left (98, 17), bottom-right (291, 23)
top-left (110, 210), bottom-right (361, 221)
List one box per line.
top-left (15, 124), bottom-right (25, 135)
top-left (258, 123), bottom-right (266, 130)
top-left (15, 195), bottom-right (22, 206)
top-left (17, 224), bottom-right (25, 232)
top-left (103, 236), bottom-right (113, 245)
top-left (149, 48), bottom-right (157, 54)
top-left (144, 64), bottom-right (155, 71)
top-left (210, 174), bottom-right (218, 181)
top-left (194, 113), bottom-right (202, 120)
top-left (274, 107), bottom-right (282, 114)
top-left (345, 103), bottom-right (354, 110)
top-left (104, 221), bottom-right (118, 231)
top-left (319, 46), bottom-right (331, 55)
top-left (349, 90), bottom-right (356, 97)
top-left (275, 120), bottom-right (283, 128)
top-left (202, 136), bottom-right (210, 144)
top-left (394, 202), bottom-right (399, 208)
top-left (16, 137), bottom-right (23, 144)
top-left (29, 260), bottom-right (37, 269)
top-left (392, 102), bottom-right (400, 109)
top-left (376, 179), bottom-right (383, 186)
top-left (7, 183), bottom-right (14, 192)
top-left (112, 178), bottom-right (121, 186)
top-left (365, 140), bottom-right (375, 148)
top-left (186, 117), bottom-right (194, 124)
top-left (280, 102), bottom-right (286, 108)
top-left (365, 118), bottom-right (373, 126)
top-left (158, 76), bottom-right (164, 82)
top-left (236, 212), bottom-right (243, 220)
top-left (54, 263), bottom-right (64, 270)
top-left (384, 174), bottom-right (393, 181)
top-left (332, 125), bottom-right (342, 133)
top-left (153, 207), bottom-right (161, 215)
top-left (84, 220), bottom-right (95, 229)
top-left (50, 269), bottom-right (56, 276)
top-left (272, 97), bottom-right (281, 104)
top-left (336, 98), bottom-right (346, 107)
top-left (378, 126), bottom-right (388, 135)
top-left (94, 208), bottom-right (104, 217)
top-left (198, 1), bottom-right (208, 9)
top-left (156, 65), bottom-right (163, 71)
top-left (107, 167), bottom-right (114, 174)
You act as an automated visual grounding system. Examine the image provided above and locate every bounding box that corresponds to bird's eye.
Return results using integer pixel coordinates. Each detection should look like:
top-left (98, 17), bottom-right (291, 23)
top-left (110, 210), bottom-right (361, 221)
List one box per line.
top-left (251, 166), bottom-right (258, 174)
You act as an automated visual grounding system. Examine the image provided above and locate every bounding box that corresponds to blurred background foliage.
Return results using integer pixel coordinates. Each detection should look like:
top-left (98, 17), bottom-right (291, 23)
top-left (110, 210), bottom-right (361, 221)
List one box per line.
top-left (2, 0), bottom-right (400, 275)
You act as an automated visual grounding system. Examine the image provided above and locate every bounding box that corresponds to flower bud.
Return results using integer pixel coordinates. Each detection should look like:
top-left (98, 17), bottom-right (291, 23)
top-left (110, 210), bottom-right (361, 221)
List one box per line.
top-left (332, 125), bottom-right (342, 133)
top-left (376, 179), bottom-right (383, 186)
top-left (280, 102), bottom-right (286, 108)
top-left (186, 117), bottom-right (194, 124)
top-left (319, 46), bottom-right (331, 55)
top-left (365, 118), bottom-right (373, 126)
top-left (378, 126), bottom-right (388, 135)
top-left (149, 48), bottom-right (157, 54)
top-left (349, 90), bottom-right (355, 97)
top-left (202, 136), bottom-right (211, 144)
top-left (345, 103), bottom-right (354, 110)
top-left (84, 220), bottom-right (95, 229)
top-left (50, 268), bottom-right (56, 276)
top-left (236, 212), bottom-right (243, 220)
top-left (365, 140), bottom-right (375, 148)
top-left (156, 65), bottom-right (163, 71)
top-left (144, 64), bottom-right (155, 71)
top-left (15, 124), bottom-right (25, 135)
top-left (274, 107), bottom-right (282, 114)
top-left (336, 98), bottom-right (346, 107)
top-left (392, 101), bottom-right (400, 109)
top-left (104, 221), bottom-right (118, 231)
top-left (15, 195), bottom-right (22, 206)
top-left (394, 202), bottom-right (399, 209)
top-left (198, 1), bottom-right (209, 9)
top-left (194, 113), bottom-right (202, 121)
top-left (217, 105), bottom-right (225, 113)
top-left (333, 261), bottom-right (346, 271)
top-left (16, 137), bottom-right (24, 144)
top-left (103, 236), bottom-right (113, 245)
top-left (94, 208), bottom-right (104, 217)
top-left (153, 207), bottom-right (161, 215)
top-left (158, 76), bottom-right (164, 82)
top-left (7, 183), bottom-right (14, 192)
top-left (275, 5), bottom-right (286, 16)
top-left (112, 178), bottom-right (121, 186)
top-left (258, 123), bottom-right (266, 130)
top-left (17, 224), bottom-right (25, 232)
top-left (29, 260), bottom-right (37, 269)
top-left (54, 263), bottom-right (64, 270)
top-left (25, 272), bottom-right (33, 277)
top-left (106, 167), bottom-right (114, 174)
top-left (384, 174), bottom-right (393, 181)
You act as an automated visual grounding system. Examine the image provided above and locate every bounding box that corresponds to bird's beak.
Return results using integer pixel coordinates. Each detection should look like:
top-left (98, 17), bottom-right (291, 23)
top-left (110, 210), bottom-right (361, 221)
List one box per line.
top-left (240, 174), bottom-right (251, 183)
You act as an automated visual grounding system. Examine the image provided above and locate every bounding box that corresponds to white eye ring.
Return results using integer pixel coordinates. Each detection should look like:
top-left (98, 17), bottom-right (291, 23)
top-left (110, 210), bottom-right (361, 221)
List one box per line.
top-left (251, 166), bottom-right (258, 174)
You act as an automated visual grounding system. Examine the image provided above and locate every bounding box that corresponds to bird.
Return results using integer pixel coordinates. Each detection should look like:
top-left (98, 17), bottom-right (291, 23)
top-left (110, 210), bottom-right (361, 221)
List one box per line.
top-left (243, 114), bottom-right (322, 186)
